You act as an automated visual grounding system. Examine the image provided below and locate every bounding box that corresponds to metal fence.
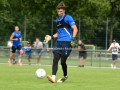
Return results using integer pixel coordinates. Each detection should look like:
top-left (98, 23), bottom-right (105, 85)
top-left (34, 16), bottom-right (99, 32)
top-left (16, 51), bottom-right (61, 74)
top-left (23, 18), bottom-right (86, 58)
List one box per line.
top-left (1, 16), bottom-right (120, 50)
top-left (1, 47), bottom-right (120, 68)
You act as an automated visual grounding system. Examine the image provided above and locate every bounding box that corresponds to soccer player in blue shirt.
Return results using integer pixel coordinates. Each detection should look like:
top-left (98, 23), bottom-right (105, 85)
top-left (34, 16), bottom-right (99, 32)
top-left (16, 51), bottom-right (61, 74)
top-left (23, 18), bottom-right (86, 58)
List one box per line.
top-left (46, 3), bottom-right (78, 83)
top-left (8, 26), bottom-right (23, 66)
top-left (24, 42), bottom-right (32, 65)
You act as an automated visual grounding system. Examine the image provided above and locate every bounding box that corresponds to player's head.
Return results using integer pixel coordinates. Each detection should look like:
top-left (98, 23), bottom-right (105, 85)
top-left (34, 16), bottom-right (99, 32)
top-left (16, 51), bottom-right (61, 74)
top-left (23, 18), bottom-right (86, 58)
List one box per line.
top-left (15, 26), bottom-right (19, 32)
top-left (78, 40), bottom-right (82, 45)
top-left (36, 38), bottom-right (40, 42)
top-left (113, 39), bottom-right (116, 43)
top-left (57, 2), bottom-right (66, 17)
top-left (27, 42), bottom-right (30, 47)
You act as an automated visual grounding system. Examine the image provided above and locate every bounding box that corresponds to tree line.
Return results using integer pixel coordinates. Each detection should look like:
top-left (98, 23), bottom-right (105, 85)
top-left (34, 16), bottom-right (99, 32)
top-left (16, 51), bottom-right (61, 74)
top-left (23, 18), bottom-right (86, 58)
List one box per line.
top-left (0, 0), bottom-right (120, 48)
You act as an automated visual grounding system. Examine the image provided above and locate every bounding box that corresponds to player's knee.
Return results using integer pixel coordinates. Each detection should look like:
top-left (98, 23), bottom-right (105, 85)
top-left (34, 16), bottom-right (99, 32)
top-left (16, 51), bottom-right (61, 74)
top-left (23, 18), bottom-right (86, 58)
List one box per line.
top-left (53, 53), bottom-right (60, 63)
top-left (61, 61), bottom-right (66, 66)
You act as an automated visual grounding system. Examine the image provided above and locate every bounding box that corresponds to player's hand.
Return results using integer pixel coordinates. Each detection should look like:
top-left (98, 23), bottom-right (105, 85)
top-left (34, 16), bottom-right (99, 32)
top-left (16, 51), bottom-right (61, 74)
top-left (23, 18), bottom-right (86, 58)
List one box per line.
top-left (14, 38), bottom-right (18, 41)
top-left (70, 37), bottom-right (76, 48)
top-left (44, 35), bottom-right (51, 43)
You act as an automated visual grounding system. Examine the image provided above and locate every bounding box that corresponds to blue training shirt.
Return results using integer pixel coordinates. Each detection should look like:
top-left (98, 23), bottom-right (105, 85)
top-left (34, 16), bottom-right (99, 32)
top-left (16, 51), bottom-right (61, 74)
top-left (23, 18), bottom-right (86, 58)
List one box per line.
top-left (56, 14), bottom-right (75, 41)
top-left (12, 31), bottom-right (21, 46)
top-left (25, 48), bottom-right (32, 55)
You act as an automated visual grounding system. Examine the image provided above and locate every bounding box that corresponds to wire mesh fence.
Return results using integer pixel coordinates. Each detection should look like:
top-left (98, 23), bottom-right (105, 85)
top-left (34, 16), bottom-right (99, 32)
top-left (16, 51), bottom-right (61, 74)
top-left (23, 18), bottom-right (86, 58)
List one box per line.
top-left (0, 15), bottom-right (120, 49)
top-left (1, 47), bottom-right (120, 68)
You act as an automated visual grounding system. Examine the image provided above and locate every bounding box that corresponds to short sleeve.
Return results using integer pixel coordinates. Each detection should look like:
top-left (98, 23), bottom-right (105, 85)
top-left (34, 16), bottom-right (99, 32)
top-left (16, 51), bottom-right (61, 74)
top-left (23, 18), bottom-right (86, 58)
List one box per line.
top-left (39, 42), bottom-right (43, 46)
top-left (65, 15), bottom-right (76, 27)
top-left (110, 43), bottom-right (113, 47)
top-left (8, 41), bottom-right (12, 46)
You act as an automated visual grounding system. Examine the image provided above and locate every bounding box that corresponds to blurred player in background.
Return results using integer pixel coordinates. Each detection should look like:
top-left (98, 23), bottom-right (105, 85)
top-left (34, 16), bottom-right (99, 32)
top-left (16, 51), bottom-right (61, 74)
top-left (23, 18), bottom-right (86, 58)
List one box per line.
top-left (24, 42), bottom-right (32, 65)
top-left (7, 41), bottom-right (17, 64)
top-left (42, 42), bottom-right (50, 54)
top-left (45, 2), bottom-right (78, 83)
top-left (34, 38), bottom-right (43, 65)
top-left (8, 26), bottom-right (23, 66)
top-left (76, 40), bottom-right (87, 67)
top-left (107, 40), bottom-right (120, 69)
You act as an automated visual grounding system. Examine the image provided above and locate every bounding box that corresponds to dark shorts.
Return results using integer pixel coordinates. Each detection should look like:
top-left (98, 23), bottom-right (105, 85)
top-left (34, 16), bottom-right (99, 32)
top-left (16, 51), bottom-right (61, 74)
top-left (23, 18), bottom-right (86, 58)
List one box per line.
top-left (112, 54), bottom-right (118, 60)
top-left (79, 53), bottom-right (87, 59)
top-left (26, 54), bottom-right (32, 59)
top-left (12, 45), bottom-right (22, 53)
top-left (53, 41), bottom-right (72, 56)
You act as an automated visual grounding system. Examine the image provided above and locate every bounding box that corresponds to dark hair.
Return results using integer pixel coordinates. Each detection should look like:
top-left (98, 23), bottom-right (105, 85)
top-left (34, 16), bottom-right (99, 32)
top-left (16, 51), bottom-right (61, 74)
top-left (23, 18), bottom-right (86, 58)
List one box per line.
top-left (14, 26), bottom-right (19, 28)
top-left (57, 2), bottom-right (66, 10)
top-left (36, 38), bottom-right (40, 40)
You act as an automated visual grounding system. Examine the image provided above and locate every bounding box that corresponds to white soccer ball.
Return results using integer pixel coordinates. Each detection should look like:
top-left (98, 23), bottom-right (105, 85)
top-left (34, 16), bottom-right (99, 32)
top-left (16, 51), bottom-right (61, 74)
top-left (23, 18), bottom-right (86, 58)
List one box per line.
top-left (35, 68), bottom-right (46, 78)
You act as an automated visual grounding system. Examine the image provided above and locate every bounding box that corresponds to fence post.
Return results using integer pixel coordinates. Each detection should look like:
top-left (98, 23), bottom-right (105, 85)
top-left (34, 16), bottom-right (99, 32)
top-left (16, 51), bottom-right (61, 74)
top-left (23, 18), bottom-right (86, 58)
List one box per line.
top-left (106, 17), bottom-right (108, 50)
top-left (24, 15), bottom-right (26, 46)
top-left (99, 51), bottom-right (102, 68)
top-left (78, 17), bottom-right (81, 40)
top-left (51, 15), bottom-right (53, 64)
top-left (105, 18), bottom-right (108, 60)
top-left (90, 51), bottom-right (93, 66)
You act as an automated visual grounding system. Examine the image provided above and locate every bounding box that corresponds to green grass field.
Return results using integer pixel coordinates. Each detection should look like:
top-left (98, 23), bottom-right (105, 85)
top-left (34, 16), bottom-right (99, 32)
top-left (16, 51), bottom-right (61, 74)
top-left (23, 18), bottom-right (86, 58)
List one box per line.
top-left (0, 63), bottom-right (120, 90)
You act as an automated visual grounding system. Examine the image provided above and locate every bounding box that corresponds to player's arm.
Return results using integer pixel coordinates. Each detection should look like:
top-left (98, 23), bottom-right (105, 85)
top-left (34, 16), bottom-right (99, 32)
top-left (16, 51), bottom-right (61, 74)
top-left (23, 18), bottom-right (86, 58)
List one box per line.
top-left (67, 15), bottom-right (78, 38)
top-left (7, 42), bottom-right (11, 48)
top-left (107, 45), bottom-right (112, 51)
top-left (34, 42), bottom-right (37, 48)
top-left (39, 43), bottom-right (43, 49)
top-left (10, 33), bottom-right (19, 41)
top-left (39, 45), bottom-right (43, 49)
top-left (117, 43), bottom-right (120, 49)
top-left (71, 25), bottom-right (78, 38)
top-left (20, 37), bottom-right (22, 42)
top-left (53, 33), bottom-right (58, 38)
top-left (76, 47), bottom-right (80, 51)
top-left (10, 33), bottom-right (14, 41)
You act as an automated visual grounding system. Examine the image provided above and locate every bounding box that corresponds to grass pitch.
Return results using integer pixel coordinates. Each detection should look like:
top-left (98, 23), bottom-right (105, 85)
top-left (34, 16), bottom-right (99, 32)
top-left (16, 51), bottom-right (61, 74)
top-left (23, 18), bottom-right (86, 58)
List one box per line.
top-left (0, 64), bottom-right (120, 90)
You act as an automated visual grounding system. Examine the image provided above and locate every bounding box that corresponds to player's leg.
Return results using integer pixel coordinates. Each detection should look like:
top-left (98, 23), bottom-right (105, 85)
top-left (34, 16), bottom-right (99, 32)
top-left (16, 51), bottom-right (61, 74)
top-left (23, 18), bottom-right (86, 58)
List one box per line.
top-left (57, 42), bottom-right (71, 83)
top-left (113, 54), bottom-right (117, 69)
top-left (78, 55), bottom-right (83, 67)
top-left (82, 53), bottom-right (87, 67)
top-left (8, 53), bottom-right (15, 66)
top-left (12, 56), bottom-right (15, 64)
top-left (8, 46), bottom-right (16, 66)
top-left (28, 55), bottom-right (32, 65)
top-left (36, 50), bottom-right (43, 65)
top-left (111, 54), bottom-right (115, 68)
top-left (57, 55), bottom-right (68, 83)
top-left (47, 53), bottom-right (61, 83)
top-left (37, 56), bottom-right (41, 65)
top-left (17, 45), bottom-right (23, 66)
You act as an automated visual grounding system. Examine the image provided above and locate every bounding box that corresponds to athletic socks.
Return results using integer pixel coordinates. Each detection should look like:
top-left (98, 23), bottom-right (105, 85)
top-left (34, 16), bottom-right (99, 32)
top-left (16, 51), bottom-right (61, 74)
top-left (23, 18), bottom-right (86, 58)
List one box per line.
top-left (8, 58), bottom-right (12, 62)
top-left (18, 59), bottom-right (21, 62)
top-left (52, 75), bottom-right (56, 80)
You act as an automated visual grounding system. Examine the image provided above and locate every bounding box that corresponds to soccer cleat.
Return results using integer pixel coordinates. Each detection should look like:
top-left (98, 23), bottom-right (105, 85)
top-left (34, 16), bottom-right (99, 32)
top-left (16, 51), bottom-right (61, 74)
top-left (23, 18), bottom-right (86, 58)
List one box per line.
top-left (46, 75), bottom-right (55, 83)
top-left (12, 61), bottom-right (17, 64)
top-left (29, 62), bottom-right (31, 65)
top-left (57, 76), bottom-right (68, 83)
top-left (18, 61), bottom-right (22, 66)
top-left (8, 61), bottom-right (12, 66)
top-left (36, 63), bottom-right (41, 66)
top-left (111, 64), bottom-right (113, 69)
top-left (114, 66), bottom-right (116, 69)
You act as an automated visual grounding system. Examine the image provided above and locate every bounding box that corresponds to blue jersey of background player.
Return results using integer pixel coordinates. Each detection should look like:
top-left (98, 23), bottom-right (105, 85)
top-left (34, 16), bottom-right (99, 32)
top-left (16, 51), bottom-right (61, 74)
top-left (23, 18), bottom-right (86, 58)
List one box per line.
top-left (8, 26), bottom-right (23, 66)
top-left (46, 3), bottom-right (78, 83)
top-left (24, 42), bottom-right (32, 65)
